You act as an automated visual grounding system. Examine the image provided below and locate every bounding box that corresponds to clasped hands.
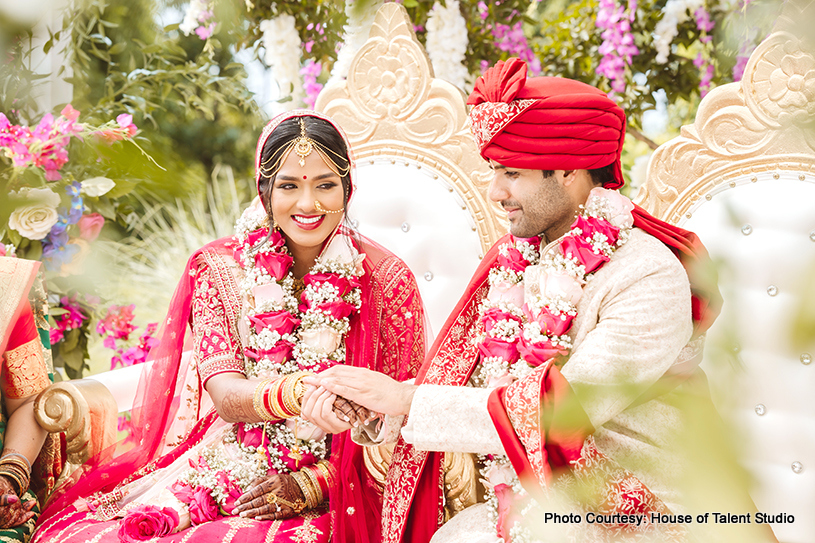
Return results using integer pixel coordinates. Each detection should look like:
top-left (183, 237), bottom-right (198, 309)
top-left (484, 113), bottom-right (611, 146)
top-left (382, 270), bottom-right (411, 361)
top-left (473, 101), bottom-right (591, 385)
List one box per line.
top-left (0, 475), bottom-right (36, 529)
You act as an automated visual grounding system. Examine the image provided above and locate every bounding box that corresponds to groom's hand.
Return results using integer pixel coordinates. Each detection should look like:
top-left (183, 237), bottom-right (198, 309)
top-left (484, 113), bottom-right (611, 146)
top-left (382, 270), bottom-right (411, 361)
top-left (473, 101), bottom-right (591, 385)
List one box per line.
top-left (304, 366), bottom-right (416, 417)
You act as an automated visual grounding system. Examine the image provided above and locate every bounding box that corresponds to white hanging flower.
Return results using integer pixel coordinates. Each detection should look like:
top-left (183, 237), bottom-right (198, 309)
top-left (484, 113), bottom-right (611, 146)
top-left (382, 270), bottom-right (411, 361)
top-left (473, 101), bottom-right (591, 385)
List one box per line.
top-left (260, 14), bottom-right (304, 108)
top-left (329, 0), bottom-right (385, 83)
top-left (425, 0), bottom-right (469, 90)
top-left (653, 0), bottom-right (704, 63)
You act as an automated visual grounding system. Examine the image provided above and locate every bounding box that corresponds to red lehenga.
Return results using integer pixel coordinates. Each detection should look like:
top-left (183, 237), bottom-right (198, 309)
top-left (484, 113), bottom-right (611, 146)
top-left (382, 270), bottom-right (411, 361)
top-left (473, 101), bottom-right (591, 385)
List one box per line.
top-left (33, 111), bottom-right (427, 543)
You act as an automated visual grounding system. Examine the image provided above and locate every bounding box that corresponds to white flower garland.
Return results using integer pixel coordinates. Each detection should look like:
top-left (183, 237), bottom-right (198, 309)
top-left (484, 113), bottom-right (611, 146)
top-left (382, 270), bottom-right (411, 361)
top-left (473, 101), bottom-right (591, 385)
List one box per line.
top-left (653, 0), bottom-right (705, 63)
top-left (329, 0), bottom-right (385, 84)
top-left (260, 14), bottom-right (304, 108)
top-left (425, 0), bottom-right (469, 90)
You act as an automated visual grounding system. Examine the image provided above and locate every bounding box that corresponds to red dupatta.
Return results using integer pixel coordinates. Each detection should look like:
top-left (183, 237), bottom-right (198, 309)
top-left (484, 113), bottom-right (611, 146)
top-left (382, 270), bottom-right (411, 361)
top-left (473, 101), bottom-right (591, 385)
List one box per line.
top-left (382, 208), bottom-right (722, 543)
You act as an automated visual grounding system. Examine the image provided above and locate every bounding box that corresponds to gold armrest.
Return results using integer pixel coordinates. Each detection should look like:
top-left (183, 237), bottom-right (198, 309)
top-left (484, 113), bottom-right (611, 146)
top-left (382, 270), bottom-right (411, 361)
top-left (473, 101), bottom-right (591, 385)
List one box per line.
top-left (34, 379), bottom-right (118, 465)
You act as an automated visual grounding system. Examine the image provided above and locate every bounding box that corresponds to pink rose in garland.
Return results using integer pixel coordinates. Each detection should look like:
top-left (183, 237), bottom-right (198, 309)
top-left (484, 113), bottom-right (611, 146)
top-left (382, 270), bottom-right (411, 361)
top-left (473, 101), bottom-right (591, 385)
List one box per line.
top-left (536, 270), bottom-right (584, 306)
top-left (169, 480), bottom-right (195, 503)
top-left (244, 340), bottom-right (294, 365)
top-left (249, 310), bottom-right (299, 335)
top-left (486, 280), bottom-right (525, 308)
top-left (188, 487), bottom-right (219, 525)
top-left (312, 299), bottom-right (357, 320)
top-left (572, 215), bottom-right (620, 246)
top-left (255, 251), bottom-right (294, 281)
top-left (117, 504), bottom-right (179, 542)
top-left (235, 423), bottom-right (265, 448)
top-left (560, 235), bottom-right (609, 274)
top-left (482, 307), bottom-right (523, 334)
top-left (304, 272), bottom-right (361, 297)
top-left (591, 187), bottom-right (634, 229)
top-left (526, 305), bottom-right (574, 337)
top-left (497, 246), bottom-right (529, 273)
top-left (215, 472), bottom-right (243, 515)
top-left (77, 212), bottom-right (105, 241)
top-left (517, 335), bottom-right (569, 367)
top-left (479, 336), bottom-right (520, 363)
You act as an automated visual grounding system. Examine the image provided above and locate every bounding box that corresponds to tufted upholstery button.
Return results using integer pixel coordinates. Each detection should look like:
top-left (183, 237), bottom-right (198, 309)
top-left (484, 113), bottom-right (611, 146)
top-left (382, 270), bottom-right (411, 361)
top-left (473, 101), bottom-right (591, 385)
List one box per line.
top-left (800, 174), bottom-right (806, 181)
top-left (750, 176), bottom-right (757, 183)
top-left (791, 461), bottom-right (804, 474)
top-left (755, 404), bottom-right (766, 416)
top-left (424, 272), bottom-right (434, 281)
top-left (705, 194), bottom-right (712, 201)
top-left (729, 181), bottom-right (736, 188)
top-left (801, 353), bottom-right (812, 365)
top-left (401, 222), bottom-right (410, 233)
top-left (741, 224), bottom-right (753, 235)
top-left (767, 285), bottom-right (778, 296)
top-left (773, 172), bottom-right (780, 179)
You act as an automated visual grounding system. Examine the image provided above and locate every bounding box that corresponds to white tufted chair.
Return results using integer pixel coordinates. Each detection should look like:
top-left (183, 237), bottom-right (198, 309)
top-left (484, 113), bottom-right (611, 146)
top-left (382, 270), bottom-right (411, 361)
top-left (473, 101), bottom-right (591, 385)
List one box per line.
top-left (636, 2), bottom-right (815, 541)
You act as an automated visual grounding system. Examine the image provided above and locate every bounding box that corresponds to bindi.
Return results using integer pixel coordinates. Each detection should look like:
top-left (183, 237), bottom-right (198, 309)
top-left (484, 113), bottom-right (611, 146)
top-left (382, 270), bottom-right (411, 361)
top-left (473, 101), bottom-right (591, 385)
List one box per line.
top-left (303, 175), bottom-right (307, 180)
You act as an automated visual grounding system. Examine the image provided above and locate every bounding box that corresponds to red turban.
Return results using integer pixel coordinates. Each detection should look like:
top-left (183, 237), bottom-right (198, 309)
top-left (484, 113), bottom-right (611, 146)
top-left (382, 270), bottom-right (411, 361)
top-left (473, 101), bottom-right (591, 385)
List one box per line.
top-left (468, 58), bottom-right (626, 189)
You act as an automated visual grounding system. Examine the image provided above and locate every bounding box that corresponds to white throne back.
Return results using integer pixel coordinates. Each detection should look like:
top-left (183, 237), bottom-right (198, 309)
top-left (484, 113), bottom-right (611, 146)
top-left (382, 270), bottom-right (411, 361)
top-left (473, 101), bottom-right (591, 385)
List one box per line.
top-left (636, 3), bottom-right (815, 541)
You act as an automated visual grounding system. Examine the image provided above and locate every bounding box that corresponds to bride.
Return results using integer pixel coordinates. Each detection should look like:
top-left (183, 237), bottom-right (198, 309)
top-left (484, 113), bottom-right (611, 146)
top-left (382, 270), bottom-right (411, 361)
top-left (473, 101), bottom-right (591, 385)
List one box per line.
top-left (33, 110), bottom-right (427, 543)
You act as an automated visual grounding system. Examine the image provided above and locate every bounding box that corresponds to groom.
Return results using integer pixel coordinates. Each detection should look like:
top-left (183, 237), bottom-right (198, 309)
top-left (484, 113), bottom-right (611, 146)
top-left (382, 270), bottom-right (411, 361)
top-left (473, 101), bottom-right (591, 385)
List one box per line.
top-left (306, 59), bottom-right (769, 543)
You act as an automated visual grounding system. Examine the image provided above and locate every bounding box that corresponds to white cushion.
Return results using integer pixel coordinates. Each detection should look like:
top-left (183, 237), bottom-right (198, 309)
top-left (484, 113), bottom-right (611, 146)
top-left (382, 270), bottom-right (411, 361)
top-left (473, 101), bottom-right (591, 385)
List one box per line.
top-left (681, 171), bottom-right (815, 543)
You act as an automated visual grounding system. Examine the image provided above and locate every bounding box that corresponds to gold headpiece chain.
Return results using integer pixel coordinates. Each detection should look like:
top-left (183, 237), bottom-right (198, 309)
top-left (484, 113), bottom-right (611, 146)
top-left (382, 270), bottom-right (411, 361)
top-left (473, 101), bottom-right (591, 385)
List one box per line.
top-left (258, 118), bottom-right (351, 180)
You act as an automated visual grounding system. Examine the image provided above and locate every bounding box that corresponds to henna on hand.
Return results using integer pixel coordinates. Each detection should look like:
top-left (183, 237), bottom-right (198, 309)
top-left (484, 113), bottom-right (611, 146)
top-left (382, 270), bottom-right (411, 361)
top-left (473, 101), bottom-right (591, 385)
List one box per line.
top-left (0, 475), bottom-right (34, 529)
top-left (233, 473), bottom-right (306, 520)
top-left (333, 396), bottom-right (368, 426)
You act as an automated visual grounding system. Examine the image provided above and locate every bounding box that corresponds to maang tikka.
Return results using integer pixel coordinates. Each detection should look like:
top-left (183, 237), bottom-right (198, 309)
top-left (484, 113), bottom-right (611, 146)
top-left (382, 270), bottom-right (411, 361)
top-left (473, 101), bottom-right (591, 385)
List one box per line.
top-left (258, 116), bottom-right (351, 180)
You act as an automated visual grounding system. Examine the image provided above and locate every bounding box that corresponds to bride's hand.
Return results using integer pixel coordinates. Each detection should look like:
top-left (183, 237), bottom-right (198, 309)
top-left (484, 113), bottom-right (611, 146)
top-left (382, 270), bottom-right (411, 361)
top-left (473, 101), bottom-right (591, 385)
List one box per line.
top-left (300, 385), bottom-right (353, 434)
top-left (332, 396), bottom-right (374, 426)
top-left (233, 474), bottom-right (305, 520)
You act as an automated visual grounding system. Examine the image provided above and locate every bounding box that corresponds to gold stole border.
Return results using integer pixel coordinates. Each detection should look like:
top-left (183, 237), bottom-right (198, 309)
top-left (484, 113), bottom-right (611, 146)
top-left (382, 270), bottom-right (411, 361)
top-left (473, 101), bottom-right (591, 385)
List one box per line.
top-left (0, 258), bottom-right (40, 354)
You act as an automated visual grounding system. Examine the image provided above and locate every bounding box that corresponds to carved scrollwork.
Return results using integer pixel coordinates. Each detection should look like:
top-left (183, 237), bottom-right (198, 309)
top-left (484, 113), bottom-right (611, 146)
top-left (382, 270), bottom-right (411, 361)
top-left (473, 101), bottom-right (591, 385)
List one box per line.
top-left (636, 0), bottom-right (815, 221)
top-left (35, 381), bottom-right (92, 464)
top-left (316, 3), bottom-right (503, 253)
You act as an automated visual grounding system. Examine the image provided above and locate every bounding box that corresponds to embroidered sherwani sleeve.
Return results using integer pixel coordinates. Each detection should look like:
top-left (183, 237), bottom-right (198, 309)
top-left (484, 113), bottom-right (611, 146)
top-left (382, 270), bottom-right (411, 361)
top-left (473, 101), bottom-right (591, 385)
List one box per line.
top-left (560, 234), bottom-right (693, 429)
top-left (191, 261), bottom-right (245, 385)
top-left (402, 384), bottom-right (504, 454)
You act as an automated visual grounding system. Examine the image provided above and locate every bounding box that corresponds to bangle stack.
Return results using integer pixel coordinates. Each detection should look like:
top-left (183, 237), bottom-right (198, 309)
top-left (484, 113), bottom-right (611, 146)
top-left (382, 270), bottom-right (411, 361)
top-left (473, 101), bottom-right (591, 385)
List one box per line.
top-left (253, 379), bottom-right (276, 421)
top-left (291, 460), bottom-right (335, 510)
top-left (261, 372), bottom-right (313, 420)
top-left (0, 455), bottom-right (31, 496)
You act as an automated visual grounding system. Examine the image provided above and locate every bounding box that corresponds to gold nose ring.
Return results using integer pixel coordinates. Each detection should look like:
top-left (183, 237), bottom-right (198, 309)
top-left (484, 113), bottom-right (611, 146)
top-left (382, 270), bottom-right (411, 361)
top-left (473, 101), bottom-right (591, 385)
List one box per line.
top-left (315, 200), bottom-right (344, 215)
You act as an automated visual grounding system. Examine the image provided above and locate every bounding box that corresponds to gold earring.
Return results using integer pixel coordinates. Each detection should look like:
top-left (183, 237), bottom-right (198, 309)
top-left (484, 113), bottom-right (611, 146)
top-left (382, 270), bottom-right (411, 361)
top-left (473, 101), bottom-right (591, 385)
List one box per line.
top-left (315, 200), bottom-right (344, 215)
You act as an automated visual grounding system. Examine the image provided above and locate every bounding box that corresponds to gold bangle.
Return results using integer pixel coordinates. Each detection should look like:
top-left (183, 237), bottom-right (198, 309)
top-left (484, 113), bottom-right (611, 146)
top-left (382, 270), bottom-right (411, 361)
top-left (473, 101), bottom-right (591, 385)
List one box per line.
top-left (253, 379), bottom-right (274, 420)
top-left (0, 469), bottom-right (25, 496)
top-left (267, 378), bottom-right (291, 419)
top-left (316, 460), bottom-right (335, 490)
top-left (290, 470), bottom-right (320, 509)
top-left (301, 466), bottom-right (324, 505)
